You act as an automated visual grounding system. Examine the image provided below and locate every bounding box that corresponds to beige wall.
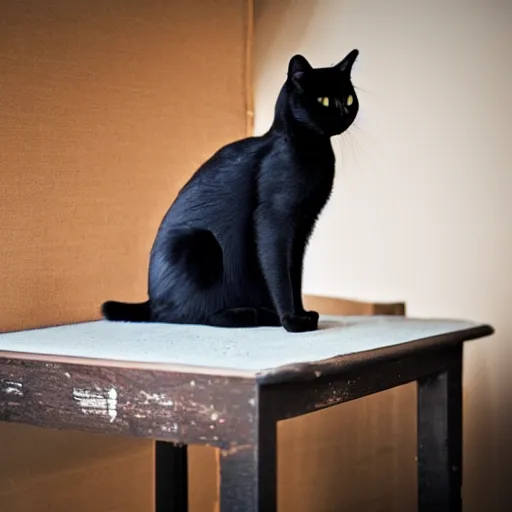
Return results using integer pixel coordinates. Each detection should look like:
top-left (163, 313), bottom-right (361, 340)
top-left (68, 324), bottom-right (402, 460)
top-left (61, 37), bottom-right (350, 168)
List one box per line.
top-left (0, 1), bottom-right (250, 510)
top-left (254, 0), bottom-right (511, 510)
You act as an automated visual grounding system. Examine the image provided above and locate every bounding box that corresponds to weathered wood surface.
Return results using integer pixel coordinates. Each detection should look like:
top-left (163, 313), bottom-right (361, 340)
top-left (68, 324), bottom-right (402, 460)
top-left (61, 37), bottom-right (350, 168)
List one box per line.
top-left (264, 344), bottom-right (462, 421)
top-left (0, 314), bottom-right (494, 512)
top-left (0, 316), bottom-right (493, 446)
top-left (0, 359), bottom-right (256, 448)
top-left (0, 336), bottom-right (489, 447)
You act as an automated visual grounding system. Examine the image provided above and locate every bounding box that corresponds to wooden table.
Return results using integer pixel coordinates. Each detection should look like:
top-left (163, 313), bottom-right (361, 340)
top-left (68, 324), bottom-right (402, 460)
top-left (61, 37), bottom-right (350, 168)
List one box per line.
top-left (0, 315), bottom-right (493, 512)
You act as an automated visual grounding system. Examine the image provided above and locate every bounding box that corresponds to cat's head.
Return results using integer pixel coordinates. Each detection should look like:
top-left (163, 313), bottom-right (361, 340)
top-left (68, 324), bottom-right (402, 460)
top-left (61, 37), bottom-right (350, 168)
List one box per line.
top-left (285, 50), bottom-right (359, 136)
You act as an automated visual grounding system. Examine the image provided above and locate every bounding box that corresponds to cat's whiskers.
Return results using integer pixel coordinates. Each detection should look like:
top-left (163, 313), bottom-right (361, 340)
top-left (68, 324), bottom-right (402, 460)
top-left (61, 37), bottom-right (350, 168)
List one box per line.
top-left (350, 122), bottom-right (375, 162)
top-left (333, 135), bottom-right (344, 166)
top-left (340, 132), bottom-right (357, 169)
top-left (347, 131), bottom-right (362, 170)
top-left (353, 84), bottom-right (376, 96)
top-left (334, 127), bottom-right (363, 174)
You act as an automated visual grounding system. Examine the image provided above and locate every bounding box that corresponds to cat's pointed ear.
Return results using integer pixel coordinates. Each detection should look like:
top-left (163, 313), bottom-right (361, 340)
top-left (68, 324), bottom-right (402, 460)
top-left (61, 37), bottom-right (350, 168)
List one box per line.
top-left (288, 54), bottom-right (313, 82)
top-left (336, 49), bottom-right (359, 75)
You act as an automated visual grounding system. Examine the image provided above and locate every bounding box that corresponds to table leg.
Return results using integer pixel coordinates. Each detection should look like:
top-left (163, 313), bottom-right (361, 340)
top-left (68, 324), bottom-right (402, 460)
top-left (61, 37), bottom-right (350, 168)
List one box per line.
top-left (417, 350), bottom-right (463, 512)
top-left (155, 441), bottom-right (188, 512)
top-left (219, 418), bottom-right (277, 512)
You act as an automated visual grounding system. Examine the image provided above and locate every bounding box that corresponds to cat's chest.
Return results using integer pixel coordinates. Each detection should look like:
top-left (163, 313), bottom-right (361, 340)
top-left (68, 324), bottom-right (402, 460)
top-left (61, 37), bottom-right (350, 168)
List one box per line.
top-left (295, 154), bottom-right (335, 205)
top-left (299, 171), bottom-right (334, 220)
top-left (262, 140), bottom-right (335, 214)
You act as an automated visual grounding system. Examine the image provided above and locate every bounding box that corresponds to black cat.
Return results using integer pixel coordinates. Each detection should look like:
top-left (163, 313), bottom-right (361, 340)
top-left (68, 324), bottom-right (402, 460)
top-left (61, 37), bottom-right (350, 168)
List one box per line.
top-left (102, 50), bottom-right (359, 333)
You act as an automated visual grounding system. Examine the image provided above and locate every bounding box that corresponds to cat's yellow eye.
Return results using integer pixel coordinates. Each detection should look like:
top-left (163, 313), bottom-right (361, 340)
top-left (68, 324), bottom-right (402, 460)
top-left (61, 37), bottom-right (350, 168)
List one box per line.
top-left (347, 94), bottom-right (354, 106)
top-left (317, 97), bottom-right (330, 107)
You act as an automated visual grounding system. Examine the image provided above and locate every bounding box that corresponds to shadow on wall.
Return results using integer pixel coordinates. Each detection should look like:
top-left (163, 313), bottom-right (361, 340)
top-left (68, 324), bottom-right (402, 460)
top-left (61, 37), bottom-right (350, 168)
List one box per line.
top-left (464, 344), bottom-right (512, 511)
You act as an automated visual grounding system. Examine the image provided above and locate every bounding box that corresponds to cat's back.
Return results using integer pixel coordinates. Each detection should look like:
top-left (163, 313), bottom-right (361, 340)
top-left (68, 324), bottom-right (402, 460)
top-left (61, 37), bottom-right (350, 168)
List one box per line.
top-left (165, 135), bottom-right (270, 224)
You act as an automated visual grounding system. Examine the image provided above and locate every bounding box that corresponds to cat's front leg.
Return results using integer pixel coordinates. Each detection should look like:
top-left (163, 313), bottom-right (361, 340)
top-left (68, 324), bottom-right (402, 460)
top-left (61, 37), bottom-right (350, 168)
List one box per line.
top-left (290, 224), bottom-right (319, 328)
top-left (290, 259), bottom-right (319, 328)
top-left (255, 212), bottom-right (317, 333)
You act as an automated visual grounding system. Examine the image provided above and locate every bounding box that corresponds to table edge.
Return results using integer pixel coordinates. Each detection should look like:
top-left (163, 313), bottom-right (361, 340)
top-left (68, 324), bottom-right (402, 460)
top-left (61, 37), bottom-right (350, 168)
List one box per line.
top-left (0, 323), bottom-right (494, 384)
top-left (256, 323), bottom-right (494, 385)
top-left (0, 350), bottom-right (258, 379)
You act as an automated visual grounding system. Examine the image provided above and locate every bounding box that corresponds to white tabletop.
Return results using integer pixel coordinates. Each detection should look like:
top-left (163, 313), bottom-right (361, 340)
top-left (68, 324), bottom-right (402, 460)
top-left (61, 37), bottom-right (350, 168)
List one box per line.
top-left (0, 315), bottom-right (489, 377)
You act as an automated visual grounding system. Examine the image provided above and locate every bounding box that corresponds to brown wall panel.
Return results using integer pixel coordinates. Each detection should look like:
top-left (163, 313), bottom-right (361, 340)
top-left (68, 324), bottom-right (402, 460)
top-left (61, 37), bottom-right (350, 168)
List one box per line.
top-left (0, 0), bottom-right (250, 332)
top-left (0, 1), bottom-right (251, 510)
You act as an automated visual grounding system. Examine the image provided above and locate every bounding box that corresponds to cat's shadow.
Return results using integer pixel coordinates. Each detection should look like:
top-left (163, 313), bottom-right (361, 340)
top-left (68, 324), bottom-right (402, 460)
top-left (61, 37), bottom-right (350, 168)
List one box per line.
top-left (316, 319), bottom-right (360, 331)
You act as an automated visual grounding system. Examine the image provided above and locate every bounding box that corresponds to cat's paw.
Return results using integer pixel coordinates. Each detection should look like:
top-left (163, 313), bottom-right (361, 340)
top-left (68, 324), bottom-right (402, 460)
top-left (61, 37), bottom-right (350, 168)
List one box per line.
top-left (303, 310), bottom-right (319, 325)
top-left (282, 312), bottom-right (318, 333)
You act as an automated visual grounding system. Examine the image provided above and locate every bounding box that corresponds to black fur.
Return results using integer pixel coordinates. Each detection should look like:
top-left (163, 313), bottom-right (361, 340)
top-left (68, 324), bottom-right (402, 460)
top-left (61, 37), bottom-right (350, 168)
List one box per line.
top-left (102, 50), bottom-right (360, 333)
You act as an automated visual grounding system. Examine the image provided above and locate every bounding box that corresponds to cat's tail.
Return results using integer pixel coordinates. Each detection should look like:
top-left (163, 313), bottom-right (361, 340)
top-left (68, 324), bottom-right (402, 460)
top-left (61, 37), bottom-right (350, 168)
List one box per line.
top-left (101, 300), bottom-right (151, 322)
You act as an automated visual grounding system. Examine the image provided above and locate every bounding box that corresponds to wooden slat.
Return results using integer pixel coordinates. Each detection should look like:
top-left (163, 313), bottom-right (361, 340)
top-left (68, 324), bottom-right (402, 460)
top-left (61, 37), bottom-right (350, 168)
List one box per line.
top-left (303, 294), bottom-right (406, 316)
